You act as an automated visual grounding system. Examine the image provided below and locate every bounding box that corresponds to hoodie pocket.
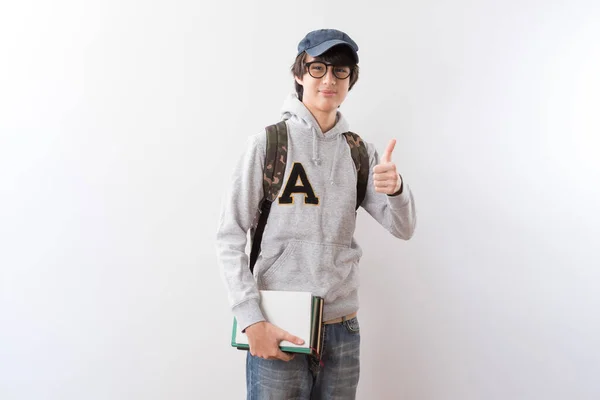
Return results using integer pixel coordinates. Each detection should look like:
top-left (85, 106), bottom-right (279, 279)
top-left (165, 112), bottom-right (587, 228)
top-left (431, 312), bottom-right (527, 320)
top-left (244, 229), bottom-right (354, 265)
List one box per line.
top-left (259, 241), bottom-right (298, 280)
top-left (259, 240), bottom-right (361, 295)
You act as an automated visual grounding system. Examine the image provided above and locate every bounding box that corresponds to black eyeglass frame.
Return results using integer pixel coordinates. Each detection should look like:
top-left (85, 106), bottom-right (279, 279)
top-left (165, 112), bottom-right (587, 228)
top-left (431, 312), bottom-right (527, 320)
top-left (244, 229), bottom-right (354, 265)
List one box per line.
top-left (304, 61), bottom-right (352, 80)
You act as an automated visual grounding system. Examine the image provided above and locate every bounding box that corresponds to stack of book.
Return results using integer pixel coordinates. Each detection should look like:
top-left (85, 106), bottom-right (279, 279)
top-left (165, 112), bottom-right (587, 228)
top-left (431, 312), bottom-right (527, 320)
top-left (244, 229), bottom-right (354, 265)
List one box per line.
top-left (231, 290), bottom-right (324, 357)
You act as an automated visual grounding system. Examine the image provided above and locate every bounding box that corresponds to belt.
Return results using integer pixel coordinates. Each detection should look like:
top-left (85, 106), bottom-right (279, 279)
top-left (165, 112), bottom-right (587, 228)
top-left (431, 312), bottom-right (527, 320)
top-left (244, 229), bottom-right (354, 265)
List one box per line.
top-left (323, 311), bottom-right (357, 325)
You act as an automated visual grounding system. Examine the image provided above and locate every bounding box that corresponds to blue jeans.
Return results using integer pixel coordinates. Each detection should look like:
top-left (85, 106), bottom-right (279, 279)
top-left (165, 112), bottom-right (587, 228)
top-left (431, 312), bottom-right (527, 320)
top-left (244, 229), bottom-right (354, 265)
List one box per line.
top-left (246, 317), bottom-right (360, 399)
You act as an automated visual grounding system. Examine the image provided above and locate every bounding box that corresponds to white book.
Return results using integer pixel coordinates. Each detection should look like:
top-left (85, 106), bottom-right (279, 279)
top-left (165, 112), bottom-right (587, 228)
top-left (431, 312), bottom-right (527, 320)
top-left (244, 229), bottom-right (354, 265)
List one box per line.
top-left (231, 290), bottom-right (324, 356)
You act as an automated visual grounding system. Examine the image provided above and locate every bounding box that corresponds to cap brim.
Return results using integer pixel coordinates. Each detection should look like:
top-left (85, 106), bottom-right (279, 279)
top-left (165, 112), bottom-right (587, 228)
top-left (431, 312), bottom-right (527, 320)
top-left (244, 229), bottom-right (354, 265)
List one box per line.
top-left (304, 39), bottom-right (359, 63)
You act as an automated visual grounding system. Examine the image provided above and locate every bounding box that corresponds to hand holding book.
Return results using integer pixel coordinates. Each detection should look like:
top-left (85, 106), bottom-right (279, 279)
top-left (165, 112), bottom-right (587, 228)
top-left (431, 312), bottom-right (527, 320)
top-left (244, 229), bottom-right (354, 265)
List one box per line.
top-left (231, 291), bottom-right (324, 358)
top-left (245, 321), bottom-right (305, 362)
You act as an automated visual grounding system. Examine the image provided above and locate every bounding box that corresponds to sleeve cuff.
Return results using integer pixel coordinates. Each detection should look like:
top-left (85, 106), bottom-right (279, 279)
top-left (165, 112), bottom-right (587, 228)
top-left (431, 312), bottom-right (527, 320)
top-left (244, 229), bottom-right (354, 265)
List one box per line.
top-left (387, 177), bottom-right (411, 209)
top-left (232, 297), bottom-right (265, 332)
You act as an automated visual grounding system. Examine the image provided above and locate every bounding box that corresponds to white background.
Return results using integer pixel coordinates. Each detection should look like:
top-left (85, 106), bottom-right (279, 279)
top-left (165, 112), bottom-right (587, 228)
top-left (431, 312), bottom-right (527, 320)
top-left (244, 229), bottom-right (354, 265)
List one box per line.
top-left (1, 1), bottom-right (599, 399)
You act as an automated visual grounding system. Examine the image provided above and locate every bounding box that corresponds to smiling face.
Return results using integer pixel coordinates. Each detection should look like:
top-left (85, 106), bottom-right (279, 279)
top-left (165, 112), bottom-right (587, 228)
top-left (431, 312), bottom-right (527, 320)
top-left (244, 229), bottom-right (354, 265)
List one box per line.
top-left (294, 54), bottom-right (351, 115)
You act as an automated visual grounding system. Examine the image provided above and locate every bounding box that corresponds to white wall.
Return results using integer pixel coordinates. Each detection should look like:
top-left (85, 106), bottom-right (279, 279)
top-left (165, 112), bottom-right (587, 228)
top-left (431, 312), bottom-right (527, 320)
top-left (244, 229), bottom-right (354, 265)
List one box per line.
top-left (1, 0), bottom-right (599, 399)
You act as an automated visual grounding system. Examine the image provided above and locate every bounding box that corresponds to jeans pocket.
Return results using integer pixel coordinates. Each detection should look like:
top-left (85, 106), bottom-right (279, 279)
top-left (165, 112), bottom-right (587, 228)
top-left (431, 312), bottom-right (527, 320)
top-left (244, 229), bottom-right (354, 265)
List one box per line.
top-left (343, 317), bottom-right (360, 334)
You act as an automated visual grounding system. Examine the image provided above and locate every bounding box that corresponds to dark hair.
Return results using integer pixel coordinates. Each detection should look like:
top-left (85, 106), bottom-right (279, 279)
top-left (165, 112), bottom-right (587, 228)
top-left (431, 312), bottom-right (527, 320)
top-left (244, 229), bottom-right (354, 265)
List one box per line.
top-left (290, 45), bottom-right (360, 101)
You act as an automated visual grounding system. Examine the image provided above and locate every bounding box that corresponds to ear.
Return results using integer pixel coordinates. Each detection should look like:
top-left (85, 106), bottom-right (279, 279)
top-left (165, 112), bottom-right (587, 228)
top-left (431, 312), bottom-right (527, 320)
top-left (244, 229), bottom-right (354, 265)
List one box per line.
top-left (294, 75), bottom-right (304, 86)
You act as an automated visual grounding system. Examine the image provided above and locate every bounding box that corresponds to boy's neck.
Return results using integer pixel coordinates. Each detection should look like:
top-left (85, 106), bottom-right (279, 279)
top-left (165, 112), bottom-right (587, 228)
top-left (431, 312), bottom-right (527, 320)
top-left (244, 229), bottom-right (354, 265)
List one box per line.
top-left (305, 104), bottom-right (337, 134)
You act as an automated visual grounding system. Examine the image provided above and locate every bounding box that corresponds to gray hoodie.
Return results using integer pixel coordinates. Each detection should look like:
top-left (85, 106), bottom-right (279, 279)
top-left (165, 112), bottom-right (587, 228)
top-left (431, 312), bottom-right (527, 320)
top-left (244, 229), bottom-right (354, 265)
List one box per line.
top-left (216, 93), bottom-right (417, 331)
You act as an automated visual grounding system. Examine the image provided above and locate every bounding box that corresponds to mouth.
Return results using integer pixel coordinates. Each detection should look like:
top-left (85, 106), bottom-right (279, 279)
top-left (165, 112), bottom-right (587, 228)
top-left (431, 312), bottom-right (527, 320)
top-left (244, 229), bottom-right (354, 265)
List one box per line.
top-left (319, 90), bottom-right (337, 96)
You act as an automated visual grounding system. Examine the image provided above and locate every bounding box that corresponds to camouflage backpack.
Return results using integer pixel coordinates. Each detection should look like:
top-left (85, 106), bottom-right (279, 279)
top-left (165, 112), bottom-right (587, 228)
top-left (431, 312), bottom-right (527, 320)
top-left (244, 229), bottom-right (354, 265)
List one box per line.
top-left (249, 121), bottom-right (369, 272)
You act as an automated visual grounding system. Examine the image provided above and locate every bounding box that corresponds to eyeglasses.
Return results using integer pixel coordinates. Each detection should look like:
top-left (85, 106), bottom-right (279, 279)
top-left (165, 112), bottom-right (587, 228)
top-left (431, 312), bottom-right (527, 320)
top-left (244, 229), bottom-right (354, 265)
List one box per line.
top-left (305, 61), bottom-right (352, 80)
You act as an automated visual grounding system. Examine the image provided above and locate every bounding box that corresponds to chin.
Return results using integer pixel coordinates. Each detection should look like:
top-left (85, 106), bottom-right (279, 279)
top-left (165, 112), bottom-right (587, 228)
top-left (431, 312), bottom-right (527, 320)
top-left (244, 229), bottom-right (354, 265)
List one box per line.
top-left (318, 99), bottom-right (339, 110)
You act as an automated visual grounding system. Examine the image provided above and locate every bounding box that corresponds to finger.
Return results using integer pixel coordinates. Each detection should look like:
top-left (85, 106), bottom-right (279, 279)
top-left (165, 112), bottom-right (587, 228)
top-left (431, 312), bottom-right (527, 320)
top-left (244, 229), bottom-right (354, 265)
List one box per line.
top-left (277, 350), bottom-right (294, 362)
top-left (381, 139), bottom-right (396, 163)
top-left (373, 163), bottom-right (395, 174)
top-left (373, 165), bottom-right (387, 174)
top-left (373, 172), bottom-right (397, 181)
top-left (375, 182), bottom-right (395, 191)
top-left (280, 331), bottom-right (305, 346)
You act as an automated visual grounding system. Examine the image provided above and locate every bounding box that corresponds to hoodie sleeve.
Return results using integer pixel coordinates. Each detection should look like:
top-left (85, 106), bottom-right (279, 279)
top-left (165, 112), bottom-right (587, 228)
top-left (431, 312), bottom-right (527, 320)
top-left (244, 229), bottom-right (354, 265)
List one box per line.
top-left (360, 142), bottom-right (417, 240)
top-left (216, 133), bottom-right (266, 331)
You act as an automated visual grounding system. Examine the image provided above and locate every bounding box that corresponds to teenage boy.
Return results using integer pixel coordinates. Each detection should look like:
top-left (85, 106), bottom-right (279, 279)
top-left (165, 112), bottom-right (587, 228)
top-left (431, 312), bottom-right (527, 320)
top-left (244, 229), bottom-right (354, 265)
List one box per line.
top-left (217, 28), bottom-right (417, 399)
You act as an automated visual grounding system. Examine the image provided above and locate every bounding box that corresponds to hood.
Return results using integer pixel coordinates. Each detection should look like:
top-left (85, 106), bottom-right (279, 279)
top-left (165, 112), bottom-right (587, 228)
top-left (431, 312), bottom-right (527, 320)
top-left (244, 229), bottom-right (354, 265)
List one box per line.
top-left (281, 93), bottom-right (350, 137)
top-left (280, 93), bottom-right (351, 185)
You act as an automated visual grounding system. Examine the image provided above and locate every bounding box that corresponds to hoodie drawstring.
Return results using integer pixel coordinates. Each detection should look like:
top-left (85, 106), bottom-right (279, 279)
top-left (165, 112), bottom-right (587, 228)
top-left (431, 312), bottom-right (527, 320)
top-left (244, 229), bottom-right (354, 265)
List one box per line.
top-left (311, 127), bottom-right (344, 185)
top-left (328, 135), bottom-right (344, 185)
top-left (311, 127), bottom-right (321, 166)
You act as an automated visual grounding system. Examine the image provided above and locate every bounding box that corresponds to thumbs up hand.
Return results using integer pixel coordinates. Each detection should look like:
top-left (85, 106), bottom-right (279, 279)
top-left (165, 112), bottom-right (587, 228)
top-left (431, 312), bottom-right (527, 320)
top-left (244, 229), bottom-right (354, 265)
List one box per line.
top-left (373, 139), bottom-right (402, 195)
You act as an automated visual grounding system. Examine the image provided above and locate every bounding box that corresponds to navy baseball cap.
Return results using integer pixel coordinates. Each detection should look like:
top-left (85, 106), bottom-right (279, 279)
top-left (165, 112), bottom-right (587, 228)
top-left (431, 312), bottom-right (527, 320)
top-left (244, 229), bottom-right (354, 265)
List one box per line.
top-left (297, 29), bottom-right (359, 63)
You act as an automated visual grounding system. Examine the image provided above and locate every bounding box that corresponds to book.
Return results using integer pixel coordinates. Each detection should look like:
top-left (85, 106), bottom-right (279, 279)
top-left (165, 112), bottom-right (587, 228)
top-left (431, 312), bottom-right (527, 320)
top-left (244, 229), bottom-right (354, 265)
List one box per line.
top-left (231, 290), bottom-right (324, 357)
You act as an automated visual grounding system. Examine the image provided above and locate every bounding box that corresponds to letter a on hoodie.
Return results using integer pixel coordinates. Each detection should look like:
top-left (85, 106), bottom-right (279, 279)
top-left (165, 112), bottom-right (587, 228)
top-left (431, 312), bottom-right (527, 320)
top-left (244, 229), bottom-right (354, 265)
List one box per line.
top-left (278, 162), bottom-right (319, 205)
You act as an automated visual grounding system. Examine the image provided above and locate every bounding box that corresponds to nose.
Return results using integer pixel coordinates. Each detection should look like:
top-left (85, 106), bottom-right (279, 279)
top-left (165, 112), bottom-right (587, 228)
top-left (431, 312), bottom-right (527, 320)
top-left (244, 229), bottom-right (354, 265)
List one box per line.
top-left (322, 66), bottom-right (337, 84)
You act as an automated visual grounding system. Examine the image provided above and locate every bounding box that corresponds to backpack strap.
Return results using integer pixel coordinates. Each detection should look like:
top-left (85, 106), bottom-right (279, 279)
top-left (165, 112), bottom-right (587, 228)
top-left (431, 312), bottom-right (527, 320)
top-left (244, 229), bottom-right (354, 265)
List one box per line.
top-left (263, 121), bottom-right (289, 202)
top-left (249, 121), bottom-right (288, 273)
top-left (343, 132), bottom-right (369, 210)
